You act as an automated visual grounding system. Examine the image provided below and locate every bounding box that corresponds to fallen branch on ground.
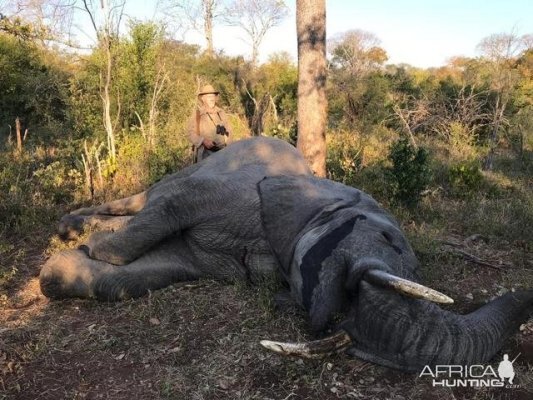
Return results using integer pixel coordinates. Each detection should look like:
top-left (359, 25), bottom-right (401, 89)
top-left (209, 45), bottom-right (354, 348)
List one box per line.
top-left (439, 240), bottom-right (510, 271)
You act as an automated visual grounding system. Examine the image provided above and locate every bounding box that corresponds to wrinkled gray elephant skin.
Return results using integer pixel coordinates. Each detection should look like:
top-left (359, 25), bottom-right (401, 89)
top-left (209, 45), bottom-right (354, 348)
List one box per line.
top-left (40, 137), bottom-right (532, 372)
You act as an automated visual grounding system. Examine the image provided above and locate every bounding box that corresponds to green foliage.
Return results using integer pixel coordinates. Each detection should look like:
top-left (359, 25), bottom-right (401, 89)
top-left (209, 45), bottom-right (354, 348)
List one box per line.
top-left (328, 72), bottom-right (391, 134)
top-left (448, 122), bottom-right (476, 149)
top-left (32, 161), bottom-right (83, 203)
top-left (146, 143), bottom-right (191, 185)
top-left (109, 131), bottom-right (191, 199)
top-left (326, 132), bottom-right (364, 186)
top-left (0, 15), bottom-right (48, 41)
top-left (386, 138), bottom-right (432, 207)
top-left (259, 52), bottom-right (298, 121)
top-left (68, 57), bottom-right (104, 139)
top-left (267, 122), bottom-right (297, 145)
top-left (234, 52), bottom-right (298, 135)
top-left (509, 105), bottom-right (533, 155)
top-left (0, 150), bottom-right (83, 235)
top-left (448, 161), bottom-right (484, 198)
top-left (116, 21), bottom-right (164, 126)
top-left (388, 66), bottom-right (420, 96)
top-left (0, 33), bottom-right (71, 141)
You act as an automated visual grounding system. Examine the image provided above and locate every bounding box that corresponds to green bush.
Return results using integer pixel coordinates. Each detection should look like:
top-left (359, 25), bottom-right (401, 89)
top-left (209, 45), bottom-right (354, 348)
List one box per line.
top-left (32, 161), bottom-right (82, 204)
top-left (146, 143), bottom-right (191, 184)
top-left (0, 151), bottom-right (82, 234)
top-left (326, 132), bottom-right (364, 186)
top-left (111, 133), bottom-right (191, 196)
top-left (386, 138), bottom-right (432, 207)
top-left (448, 161), bottom-right (484, 198)
top-left (267, 122), bottom-right (297, 146)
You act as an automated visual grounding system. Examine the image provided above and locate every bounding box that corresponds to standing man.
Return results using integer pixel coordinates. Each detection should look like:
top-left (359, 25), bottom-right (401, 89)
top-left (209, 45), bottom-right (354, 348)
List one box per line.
top-left (187, 84), bottom-right (232, 162)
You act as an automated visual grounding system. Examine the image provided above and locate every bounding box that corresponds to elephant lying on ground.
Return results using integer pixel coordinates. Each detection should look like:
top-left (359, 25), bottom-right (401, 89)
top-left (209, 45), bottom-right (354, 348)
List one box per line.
top-left (40, 137), bottom-right (532, 372)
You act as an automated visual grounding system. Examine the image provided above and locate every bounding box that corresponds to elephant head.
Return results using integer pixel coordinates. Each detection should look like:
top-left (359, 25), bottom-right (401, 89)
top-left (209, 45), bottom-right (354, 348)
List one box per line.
top-left (257, 175), bottom-right (533, 371)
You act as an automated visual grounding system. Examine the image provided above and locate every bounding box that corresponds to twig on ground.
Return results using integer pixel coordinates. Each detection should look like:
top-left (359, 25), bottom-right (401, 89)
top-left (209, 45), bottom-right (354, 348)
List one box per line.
top-left (439, 240), bottom-right (509, 271)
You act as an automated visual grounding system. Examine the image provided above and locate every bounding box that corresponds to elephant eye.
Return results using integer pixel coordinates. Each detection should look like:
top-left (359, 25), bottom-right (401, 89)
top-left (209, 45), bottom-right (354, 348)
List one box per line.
top-left (382, 231), bottom-right (393, 243)
top-left (381, 231), bottom-right (403, 255)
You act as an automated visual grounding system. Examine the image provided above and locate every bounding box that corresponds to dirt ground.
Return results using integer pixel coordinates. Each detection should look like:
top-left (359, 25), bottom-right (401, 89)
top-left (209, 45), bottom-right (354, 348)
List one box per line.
top-left (1, 232), bottom-right (533, 400)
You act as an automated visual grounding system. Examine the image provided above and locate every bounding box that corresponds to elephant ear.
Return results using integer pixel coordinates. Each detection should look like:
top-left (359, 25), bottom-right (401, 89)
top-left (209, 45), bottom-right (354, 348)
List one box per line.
top-left (258, 175), bottom-right (362, 277)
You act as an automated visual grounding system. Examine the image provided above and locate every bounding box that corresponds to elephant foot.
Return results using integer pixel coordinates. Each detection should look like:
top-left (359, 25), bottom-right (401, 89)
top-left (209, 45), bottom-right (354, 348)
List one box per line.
top-left (86, 231), bottom-right (133, 266)
top-left (39, 249), bottom-right (112, 299)
top-left (58, 214), bottom-right (86, 240)
top-left (58, 213), bottom-right (133, 241)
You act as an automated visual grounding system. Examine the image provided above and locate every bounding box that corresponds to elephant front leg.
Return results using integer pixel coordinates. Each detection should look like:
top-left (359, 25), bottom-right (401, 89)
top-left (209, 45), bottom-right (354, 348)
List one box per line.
top-left (84, 197), bottom-right (181, 265)
top-left (40, 238), bottom-right (200, 301)
top-left (84, 177), bottom-right (233, 265)
top-left (59, 191), bottom-right (147, 240)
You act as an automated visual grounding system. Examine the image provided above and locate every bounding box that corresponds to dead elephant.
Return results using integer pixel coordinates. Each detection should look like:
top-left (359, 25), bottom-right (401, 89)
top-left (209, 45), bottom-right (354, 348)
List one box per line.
top-left (40, 137), bottom-right (533, 372)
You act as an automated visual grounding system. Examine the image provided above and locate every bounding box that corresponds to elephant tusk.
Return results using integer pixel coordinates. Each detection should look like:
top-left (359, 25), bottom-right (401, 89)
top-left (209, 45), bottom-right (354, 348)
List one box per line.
top-left (364, 269), bottom-right (454, 304)
top-left (260, 331), bottom-right (352, 359)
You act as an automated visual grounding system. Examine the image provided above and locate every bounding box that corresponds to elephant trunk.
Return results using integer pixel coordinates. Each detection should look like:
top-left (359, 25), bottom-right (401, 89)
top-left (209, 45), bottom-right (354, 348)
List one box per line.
top-left (343, 281), bottom-right (533, 372)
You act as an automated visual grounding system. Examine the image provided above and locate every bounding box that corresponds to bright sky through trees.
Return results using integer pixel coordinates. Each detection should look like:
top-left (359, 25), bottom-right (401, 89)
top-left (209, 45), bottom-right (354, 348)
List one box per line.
top-left (75, 0), bottom-right (532, 67)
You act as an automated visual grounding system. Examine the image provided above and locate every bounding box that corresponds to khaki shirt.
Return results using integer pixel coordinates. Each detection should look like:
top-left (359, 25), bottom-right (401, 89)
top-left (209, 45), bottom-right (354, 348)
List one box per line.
top-left (187, 105), bottom-right (232, 148)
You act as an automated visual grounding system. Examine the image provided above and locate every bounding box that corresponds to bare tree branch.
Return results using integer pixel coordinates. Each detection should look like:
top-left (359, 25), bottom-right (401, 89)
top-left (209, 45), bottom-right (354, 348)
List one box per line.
top-left (329, 29), bottom-right (388, 77)
top-left (224, 0), bottom-right (288, 65)
top-left (476, 32), bottom-right (526, 170)
top-left (162, 0), bottom-right (221, 56)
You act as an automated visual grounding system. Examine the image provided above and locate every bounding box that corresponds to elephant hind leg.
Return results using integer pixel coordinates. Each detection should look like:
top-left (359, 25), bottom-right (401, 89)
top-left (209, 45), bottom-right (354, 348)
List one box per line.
top-left (58, 214), bottom-right (133, 240)
top-left (40, 237), bottom-right (200, 301)
top-left (71, 191), bottom-right (148, 216)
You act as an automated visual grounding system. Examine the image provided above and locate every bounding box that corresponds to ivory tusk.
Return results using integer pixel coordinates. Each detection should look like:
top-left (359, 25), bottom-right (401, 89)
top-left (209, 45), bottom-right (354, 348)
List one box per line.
top-left (364, 269), bottom-right (454, 304)
top-left (260, 331), bottom-right (352, 359)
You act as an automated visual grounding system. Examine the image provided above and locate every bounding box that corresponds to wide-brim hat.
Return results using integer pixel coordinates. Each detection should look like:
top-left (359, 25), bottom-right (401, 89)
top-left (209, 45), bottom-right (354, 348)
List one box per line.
top-left (198, 84), bottom-right (219, 96)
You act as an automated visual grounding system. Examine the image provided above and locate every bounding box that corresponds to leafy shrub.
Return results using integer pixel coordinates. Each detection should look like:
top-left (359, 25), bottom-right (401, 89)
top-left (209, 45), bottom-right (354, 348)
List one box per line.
top-left (146, 143), bottom-right (191, 184)
top-left (386, 138), bottom-right (432, 207)
top-left (448, 161), bottom-right (484, 198)
top-left (111, 133), bottom-right (191, 196)
top-left (32, 161), bottom-right (82, 204)
top-left (447, 122), bottom-right (480, 160)
top-left (327, 131), bottom-right (364, 186)
top-left (267, 122), bottom-right (297, 146)
top-left (0, 152), bottom-right (82, 234)
top-left (352, 161), bottom-right (391, 203)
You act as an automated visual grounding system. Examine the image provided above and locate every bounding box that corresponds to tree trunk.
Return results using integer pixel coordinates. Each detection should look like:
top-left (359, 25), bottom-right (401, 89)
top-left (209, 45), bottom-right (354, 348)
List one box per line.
top-left (82, 142), bottom-right (94, 200)
top-left (103, 36), bottom-right (116, 163)
top-left (296, 0), bottom-right (327, 177)
top-left (101, 0), bottom-right (116, 165)
top-left (250, 94), bottom-right (270, 136)
top-left (15, 117), bottom-right (22, 153)
top-left (204, 0), bottom-right (214, 57)
top-left (483, 94), bottom-right (506, 171)
top-left (251, 39), bottom-right (259, 67)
